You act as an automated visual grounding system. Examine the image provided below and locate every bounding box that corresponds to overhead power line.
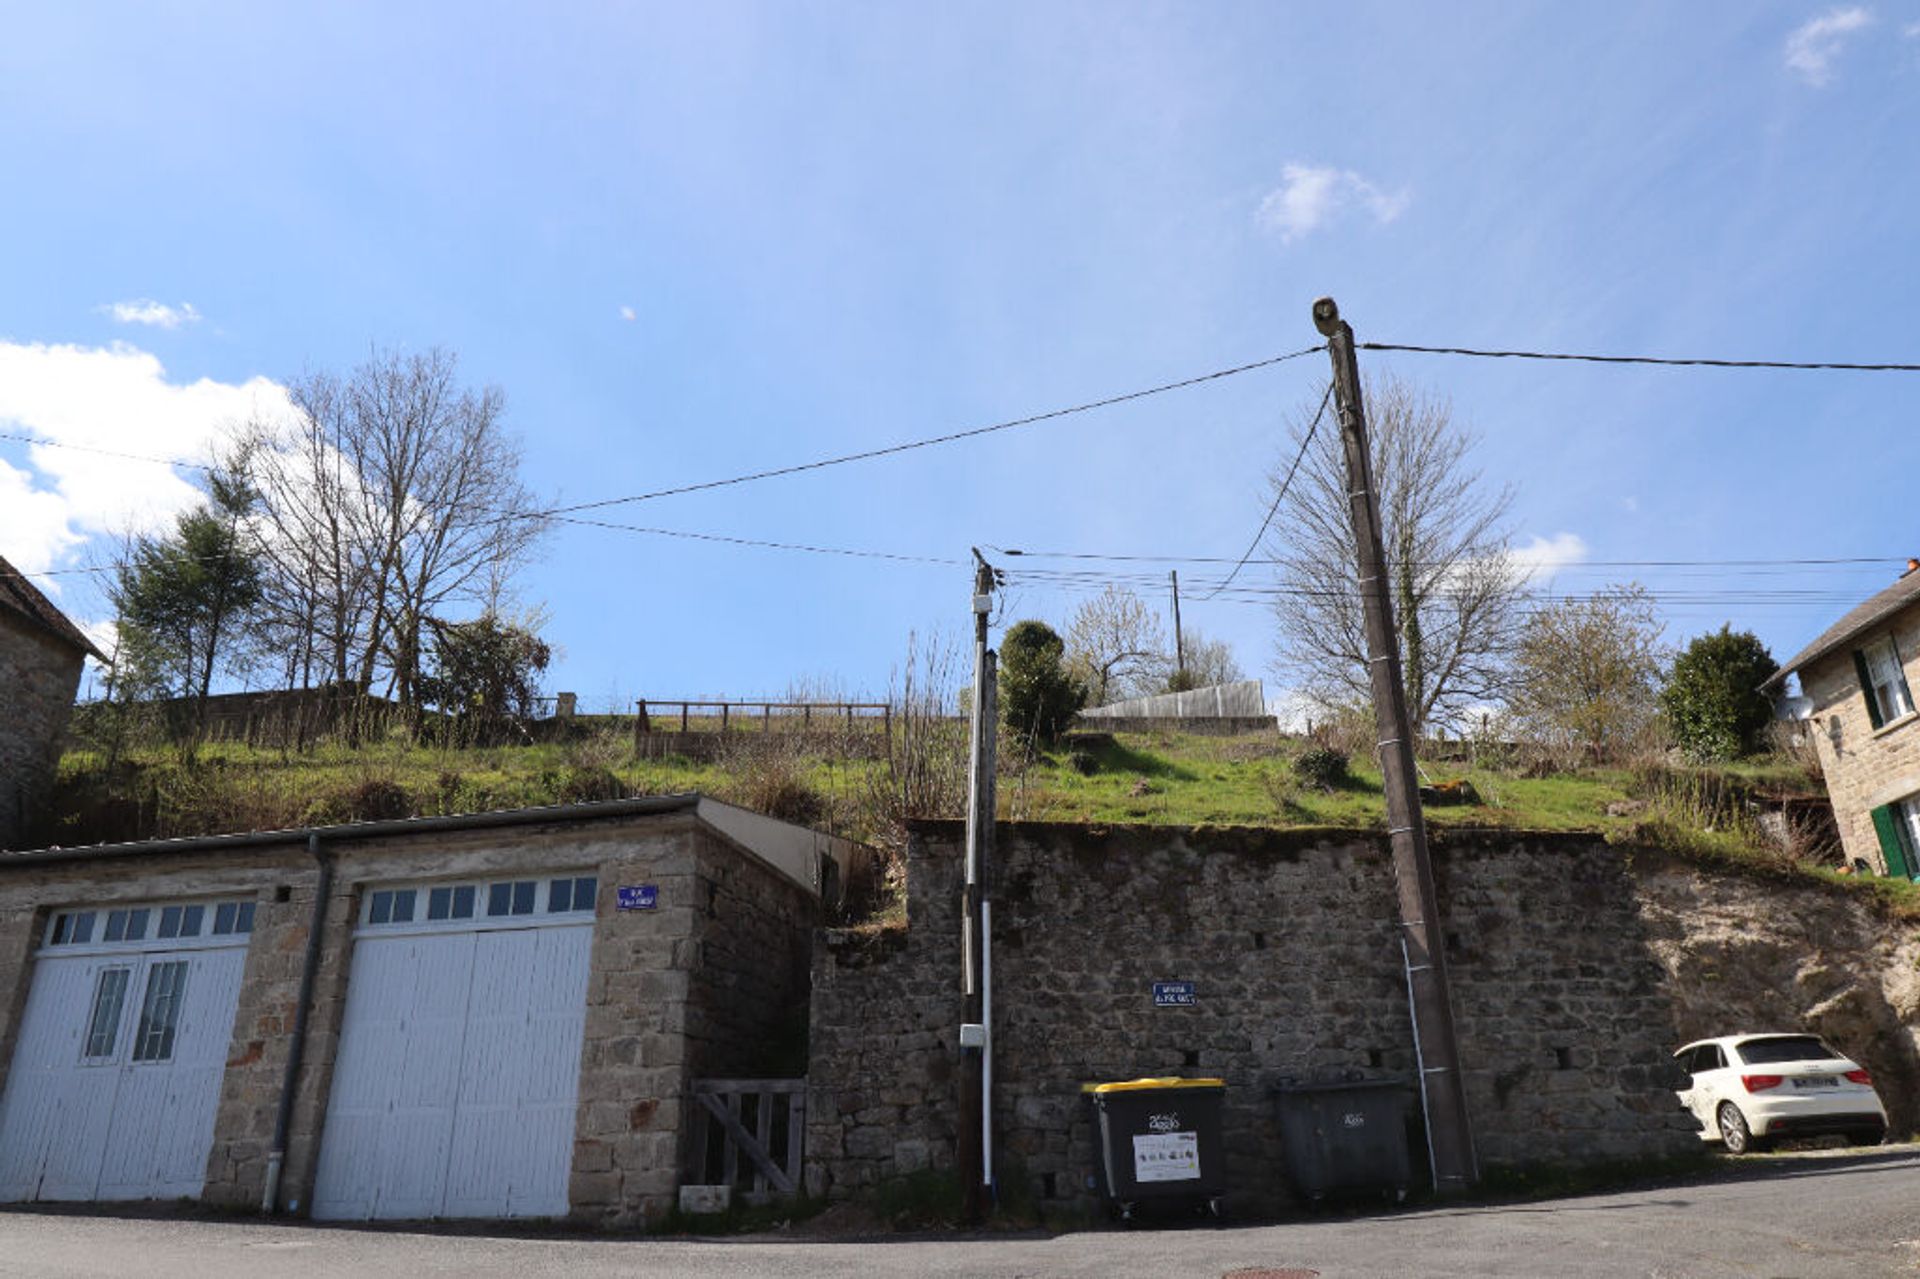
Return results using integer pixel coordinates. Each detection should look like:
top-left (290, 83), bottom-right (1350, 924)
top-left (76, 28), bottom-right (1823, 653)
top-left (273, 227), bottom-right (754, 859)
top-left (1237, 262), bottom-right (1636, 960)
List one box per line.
top-left (1, 345), bottom-right (1331, 520)
top-left (1361, 342), bottom-right (1920, 373)
top-left (538, 344), bottom-right (1330, 516)
top-left (0, 429), bottom-right (220, 472)
top-left (548, 514), bottom-right (961, 565)
top-left (1204, 382), bottom-right (1332, 601)
top-left (992, 548), bottom-right (1908, 569)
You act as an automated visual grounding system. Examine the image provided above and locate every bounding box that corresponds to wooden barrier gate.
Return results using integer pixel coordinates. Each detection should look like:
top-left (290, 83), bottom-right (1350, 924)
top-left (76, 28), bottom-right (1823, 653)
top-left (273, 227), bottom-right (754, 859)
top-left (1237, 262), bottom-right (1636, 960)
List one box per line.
top-left (688, 1079), bottom-right (807, 1202)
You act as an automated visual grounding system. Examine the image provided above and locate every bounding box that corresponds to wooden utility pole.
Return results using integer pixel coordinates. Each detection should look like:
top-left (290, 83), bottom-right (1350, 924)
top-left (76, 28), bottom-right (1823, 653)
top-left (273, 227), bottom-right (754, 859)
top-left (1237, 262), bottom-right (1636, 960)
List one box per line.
top-left (1313, 297), bottom-right (1478, 1194)
top-left (1169, 570), bottom-right (1186, 680)
top-left (959, 550), bottom-right (999, 1218)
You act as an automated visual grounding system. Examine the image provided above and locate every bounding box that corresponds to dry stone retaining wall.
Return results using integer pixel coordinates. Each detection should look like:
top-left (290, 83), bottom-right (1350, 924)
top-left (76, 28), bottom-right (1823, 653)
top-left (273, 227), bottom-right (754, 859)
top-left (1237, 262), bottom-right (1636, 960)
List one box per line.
top-left (808, 823), bottom-right (1920, 1215)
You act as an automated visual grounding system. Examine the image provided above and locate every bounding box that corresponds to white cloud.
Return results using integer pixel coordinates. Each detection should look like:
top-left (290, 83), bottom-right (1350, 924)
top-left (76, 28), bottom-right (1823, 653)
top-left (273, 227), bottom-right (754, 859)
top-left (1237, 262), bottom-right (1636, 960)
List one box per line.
top-left (1256, 164), bottom-right (1409, 244)
top-left (0, 340), bottom-right (292, 579)
top-left (0, 459), bottom-right (83, 579)
top-left (619, 305), bottom-right (637, 322)
top-left (101, 299), bottom-right (202, 329)
top-left (1784, 7), bottom-right (1874, 86)
top-left (1511, 532), bottom-right (1589, 586)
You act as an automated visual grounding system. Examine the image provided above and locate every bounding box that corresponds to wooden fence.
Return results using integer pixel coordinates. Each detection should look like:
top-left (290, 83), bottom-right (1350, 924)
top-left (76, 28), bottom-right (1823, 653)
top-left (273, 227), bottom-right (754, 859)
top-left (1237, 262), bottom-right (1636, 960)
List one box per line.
top-left (634, 700), bottom-right (890, 750)
top-left (687, 1079), bottom-right (807, 1202)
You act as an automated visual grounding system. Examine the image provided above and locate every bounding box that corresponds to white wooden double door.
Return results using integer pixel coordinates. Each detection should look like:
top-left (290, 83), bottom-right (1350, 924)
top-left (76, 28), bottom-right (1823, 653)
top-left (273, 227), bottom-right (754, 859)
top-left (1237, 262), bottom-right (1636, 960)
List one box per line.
top-left (311, 922), bottom-right (592, 1220)
top-left (0, 944), bottom-right (246, 1203)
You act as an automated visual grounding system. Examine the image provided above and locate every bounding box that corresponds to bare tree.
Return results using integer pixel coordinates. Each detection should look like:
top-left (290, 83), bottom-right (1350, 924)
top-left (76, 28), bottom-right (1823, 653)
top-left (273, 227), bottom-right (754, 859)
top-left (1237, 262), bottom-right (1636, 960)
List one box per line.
top-left (242, 348), bottom-right (548, 726)
top-left (1168, 630), bottom-right (1244, 691)
top-left (245, 370), bottom-right (379, 701)
top-left (1064, 584), bottom-right (1172, 706)
top-left (1266, 375), bottom-right (1524, 734)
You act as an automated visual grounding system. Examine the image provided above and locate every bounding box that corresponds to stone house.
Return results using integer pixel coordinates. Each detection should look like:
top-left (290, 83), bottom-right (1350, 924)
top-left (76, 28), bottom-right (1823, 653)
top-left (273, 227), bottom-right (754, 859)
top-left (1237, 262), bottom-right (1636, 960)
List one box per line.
top-left (0, 555), bottom-right (106, 850)
top-left (1765, 560), bottom-right (1920, 878)
top-left (0, 794), bottom-right (845, 1225)
top-left (808, 821), bottom-right (1695, 1215)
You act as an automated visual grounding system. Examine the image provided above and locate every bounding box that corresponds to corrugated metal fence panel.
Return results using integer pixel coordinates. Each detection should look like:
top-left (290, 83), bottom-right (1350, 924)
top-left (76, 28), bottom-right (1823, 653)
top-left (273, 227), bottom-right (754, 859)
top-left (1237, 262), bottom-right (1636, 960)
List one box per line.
top-left (1080, 680), bottom-right (1268, 720)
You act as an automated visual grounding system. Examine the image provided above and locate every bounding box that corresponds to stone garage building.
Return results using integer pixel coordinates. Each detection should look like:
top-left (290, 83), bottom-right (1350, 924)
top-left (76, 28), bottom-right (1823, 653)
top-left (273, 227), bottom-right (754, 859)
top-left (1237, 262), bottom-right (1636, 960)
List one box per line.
top-left (0, 795), bottom-right (843, 1226)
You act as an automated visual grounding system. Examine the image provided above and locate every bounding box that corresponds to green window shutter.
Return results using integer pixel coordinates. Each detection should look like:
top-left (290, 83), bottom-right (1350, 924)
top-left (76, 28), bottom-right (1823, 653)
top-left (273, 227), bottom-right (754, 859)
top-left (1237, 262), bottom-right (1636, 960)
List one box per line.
top-left (1870, 804), bottom-right (1911, 879)
top-left (1854, 650), bottom-right (1885, 728)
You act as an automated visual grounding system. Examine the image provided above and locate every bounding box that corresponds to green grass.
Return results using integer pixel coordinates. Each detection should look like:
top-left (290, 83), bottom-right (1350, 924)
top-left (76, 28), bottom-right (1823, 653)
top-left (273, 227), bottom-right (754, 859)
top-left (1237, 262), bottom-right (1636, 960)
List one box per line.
top-left (1006, 731), bottom-right (1638, 834)
top-left (51, 725), bottom-right (1874, 919)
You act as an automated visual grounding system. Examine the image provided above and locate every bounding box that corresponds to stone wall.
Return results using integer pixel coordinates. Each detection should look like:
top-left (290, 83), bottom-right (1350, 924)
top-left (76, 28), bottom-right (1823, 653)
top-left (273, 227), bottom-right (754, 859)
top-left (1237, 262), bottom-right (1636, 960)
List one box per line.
top-left (0, 611), bottom-right (86, 851)
top-left (686, 826), bottom-right (817, 1080)
top-left (1801, 605), bottom-right (1920, 871)
top-left (809, 822), bottom-right (1920, 1215)
top-left (566, 818), bottom-right (705, 1226)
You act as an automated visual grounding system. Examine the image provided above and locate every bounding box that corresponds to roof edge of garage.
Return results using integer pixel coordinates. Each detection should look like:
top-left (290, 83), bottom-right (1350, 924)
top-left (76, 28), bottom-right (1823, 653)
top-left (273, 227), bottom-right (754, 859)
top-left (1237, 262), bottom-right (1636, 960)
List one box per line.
top-left (0, 794), bottom-right (707, 867)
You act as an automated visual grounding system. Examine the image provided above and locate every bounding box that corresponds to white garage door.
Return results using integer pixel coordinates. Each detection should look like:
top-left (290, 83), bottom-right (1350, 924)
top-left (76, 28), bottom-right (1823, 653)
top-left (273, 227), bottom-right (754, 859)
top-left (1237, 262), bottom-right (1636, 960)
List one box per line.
top-left (311, 873), bottom-right (596, 1220)
top-left (0, 898), bottom-right (254, 1203)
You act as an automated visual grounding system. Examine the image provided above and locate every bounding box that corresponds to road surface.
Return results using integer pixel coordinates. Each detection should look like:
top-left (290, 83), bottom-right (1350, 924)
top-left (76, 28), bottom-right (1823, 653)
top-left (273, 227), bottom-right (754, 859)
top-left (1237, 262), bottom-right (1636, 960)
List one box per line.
top-left (2, 1146), bottom-right (1914, 1278)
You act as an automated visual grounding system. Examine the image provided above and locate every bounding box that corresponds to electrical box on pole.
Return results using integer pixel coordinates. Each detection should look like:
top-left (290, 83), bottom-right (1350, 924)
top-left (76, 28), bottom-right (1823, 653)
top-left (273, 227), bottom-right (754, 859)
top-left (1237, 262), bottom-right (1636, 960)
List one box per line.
top-left (1312, 296), bottom-right (1479, 1194)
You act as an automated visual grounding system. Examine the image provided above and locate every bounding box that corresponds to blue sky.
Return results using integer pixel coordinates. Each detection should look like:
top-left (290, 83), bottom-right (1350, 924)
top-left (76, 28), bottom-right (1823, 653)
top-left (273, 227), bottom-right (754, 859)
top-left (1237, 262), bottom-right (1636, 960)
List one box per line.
top-left (2, 3), bottom-right (1916, 709)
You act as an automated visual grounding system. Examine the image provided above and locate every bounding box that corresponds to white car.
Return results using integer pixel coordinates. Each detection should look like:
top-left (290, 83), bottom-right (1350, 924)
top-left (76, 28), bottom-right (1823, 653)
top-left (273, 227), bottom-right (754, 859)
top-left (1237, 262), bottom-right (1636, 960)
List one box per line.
top-left (1674, 1034), bottom-right (1888, 1154)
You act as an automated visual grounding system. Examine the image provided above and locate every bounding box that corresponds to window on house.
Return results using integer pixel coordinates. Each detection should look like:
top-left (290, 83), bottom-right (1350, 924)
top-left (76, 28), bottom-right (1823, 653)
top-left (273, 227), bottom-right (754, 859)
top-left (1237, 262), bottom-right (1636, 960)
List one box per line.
top-left (157, 904), bottom-right (206, 940)
top-left (1870, 795), bottom-right (1920, 880)
top-left (211, 901), bottom-right (255, 935)
top-left (103, 909), bottom-right (150, 944)
top-left (367, 889), bottom-right (418, 926)
top-left (49, 912), bottom-right (97, 946)
top-left (132, 961), bottom-right (189, 1062)
top-left (1856, 635), bottom-right (1915, 728)
top-left (83, 968), bottom-right (131, 1060)
top-left (487, 880), bottom-right (537, 917)
top-left (547, 876), bottom-right (597, 913)
top-left (427, 884), bottom-right (477, 921)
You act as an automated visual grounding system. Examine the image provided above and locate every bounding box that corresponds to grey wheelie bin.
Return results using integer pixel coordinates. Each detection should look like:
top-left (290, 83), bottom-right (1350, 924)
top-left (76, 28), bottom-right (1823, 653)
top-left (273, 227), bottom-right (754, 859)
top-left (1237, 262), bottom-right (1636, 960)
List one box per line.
top-left (1083, 1077), bottom-right (1227, 1222)
top-left (1274, 1077), bottom-right (1415, 1203)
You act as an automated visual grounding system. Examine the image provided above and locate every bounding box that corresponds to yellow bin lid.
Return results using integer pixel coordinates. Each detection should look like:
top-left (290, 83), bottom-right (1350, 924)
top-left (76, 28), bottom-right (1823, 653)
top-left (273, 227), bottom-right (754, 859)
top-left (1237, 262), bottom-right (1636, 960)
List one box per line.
top-left (1082, 1076), bottom-right (1226, 1094)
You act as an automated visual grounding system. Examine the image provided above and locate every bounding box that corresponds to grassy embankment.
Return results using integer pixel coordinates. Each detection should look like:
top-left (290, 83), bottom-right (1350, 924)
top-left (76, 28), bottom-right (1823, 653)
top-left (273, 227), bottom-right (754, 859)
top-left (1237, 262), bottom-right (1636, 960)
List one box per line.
top-left (45, 722), bottom-right (1914, 916)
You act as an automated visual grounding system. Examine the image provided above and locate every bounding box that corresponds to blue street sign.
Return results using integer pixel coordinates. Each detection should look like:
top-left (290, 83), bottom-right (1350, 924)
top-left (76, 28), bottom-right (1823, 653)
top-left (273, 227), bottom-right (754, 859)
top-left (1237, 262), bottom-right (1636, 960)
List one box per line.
top-left (1152, 981), bottom-right (1196, 1007)
top-left (617, 885), bottom-right (658, 911)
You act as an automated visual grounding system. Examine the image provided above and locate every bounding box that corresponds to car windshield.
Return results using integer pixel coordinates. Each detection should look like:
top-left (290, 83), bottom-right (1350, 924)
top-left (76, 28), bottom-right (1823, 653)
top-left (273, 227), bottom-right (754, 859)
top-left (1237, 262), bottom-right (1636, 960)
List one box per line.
top-left (1735, 1036), bottom-right (1836, 1064)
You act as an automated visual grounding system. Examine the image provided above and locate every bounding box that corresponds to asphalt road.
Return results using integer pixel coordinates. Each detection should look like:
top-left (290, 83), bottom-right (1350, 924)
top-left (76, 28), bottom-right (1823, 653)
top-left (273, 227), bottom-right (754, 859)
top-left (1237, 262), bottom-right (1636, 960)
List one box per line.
top-left (3, 1147), bottom-right (1916, 1279)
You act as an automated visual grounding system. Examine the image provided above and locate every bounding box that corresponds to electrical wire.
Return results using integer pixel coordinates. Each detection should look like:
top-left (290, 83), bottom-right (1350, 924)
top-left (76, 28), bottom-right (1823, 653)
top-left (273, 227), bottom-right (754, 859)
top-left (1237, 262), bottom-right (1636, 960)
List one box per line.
top-left (1203, 382), bottom-right (1331, 601)
top-left (1361, 343), bottom-right (1920, 373)
top-left (0, 345), bottom-right (1330, 523)
top-left (0, 429), bottom-right (220, 472)
top-left (991, 548), bottom-right (1908, 569)
top-left (537, 344), bottom-right (1329, 516)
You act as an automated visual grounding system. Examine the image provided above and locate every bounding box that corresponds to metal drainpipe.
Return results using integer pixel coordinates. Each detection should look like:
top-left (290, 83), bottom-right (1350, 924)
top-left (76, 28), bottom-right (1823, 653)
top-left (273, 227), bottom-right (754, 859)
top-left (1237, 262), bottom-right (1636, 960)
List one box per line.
top-left (262, 832), bottom-right (332, 1214)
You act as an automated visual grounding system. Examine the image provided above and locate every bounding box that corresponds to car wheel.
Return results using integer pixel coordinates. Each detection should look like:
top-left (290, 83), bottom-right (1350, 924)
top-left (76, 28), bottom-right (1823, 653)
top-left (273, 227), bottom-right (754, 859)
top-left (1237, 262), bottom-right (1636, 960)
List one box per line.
top-left (1847, 1127), bottom-right (1886, 1147)
top-left (1718, 1102), bottom-right (1763, 1154)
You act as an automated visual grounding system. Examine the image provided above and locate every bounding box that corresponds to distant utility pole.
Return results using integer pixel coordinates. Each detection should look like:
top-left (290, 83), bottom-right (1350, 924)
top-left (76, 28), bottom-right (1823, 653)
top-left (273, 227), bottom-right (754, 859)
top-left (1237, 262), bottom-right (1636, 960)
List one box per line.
top-left (959, 549), bottom-right (1000, 1219)
top-left (1313, 296), bottom-right (1479, 1194)
top-left (1169, 570), bottom-right (1186, 679)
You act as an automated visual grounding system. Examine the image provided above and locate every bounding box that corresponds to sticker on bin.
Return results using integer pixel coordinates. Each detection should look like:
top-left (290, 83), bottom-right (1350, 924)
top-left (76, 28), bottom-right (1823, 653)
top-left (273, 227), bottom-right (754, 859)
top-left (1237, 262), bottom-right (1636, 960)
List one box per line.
top-left (1132, 1130), bottom-right (1201, 1182)
top-left (1152, 981), bottom-right (1196, 1007)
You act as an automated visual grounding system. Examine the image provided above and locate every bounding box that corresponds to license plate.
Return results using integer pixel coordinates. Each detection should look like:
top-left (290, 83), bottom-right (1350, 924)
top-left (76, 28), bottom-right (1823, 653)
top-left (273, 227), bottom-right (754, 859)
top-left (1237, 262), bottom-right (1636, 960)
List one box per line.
top-left (1791, 1076), bottom-right (1838, 1089)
